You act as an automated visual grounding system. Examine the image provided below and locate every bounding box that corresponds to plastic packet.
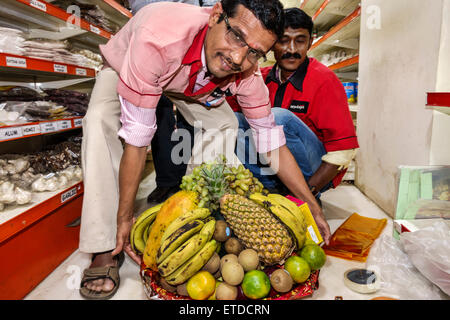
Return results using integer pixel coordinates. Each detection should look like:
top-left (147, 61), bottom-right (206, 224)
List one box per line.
top-left (366, 233), bottom-right (446, 300)
top-left (399, 221), bottom-right (450, 295)
top-left (321, 213), bottom-right (387, 262)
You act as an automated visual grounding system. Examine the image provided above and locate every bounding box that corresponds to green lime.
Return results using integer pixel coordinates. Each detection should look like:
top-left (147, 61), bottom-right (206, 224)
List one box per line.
top-left (241, 270), bottom-right (271, 299)
top-left (284, 256), bottom-right (311, 283)
top-left (300, 245), bottom-right (326, 270)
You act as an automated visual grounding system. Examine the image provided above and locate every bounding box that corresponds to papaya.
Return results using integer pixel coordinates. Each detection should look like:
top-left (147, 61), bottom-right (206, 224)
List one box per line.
top-left (143, 190), bottom-right (198, 271)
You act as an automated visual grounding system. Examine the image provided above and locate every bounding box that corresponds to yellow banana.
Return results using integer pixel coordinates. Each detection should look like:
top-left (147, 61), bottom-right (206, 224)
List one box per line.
top-left (157, 219), bottom-right (216, 277)
top-left (249, 193), bottom-right (306, 249)
top-left (269, 204), bottom-right (306, 250)
top-left (160, 208), bottom-right (211, 244)
top-left (130, 203), bottom-right (163, 254)
top-left (156, 219), bottom-right (204, 264)
top-left (142, 223), bottom-right (152, 245)
top-left (165, 239), bottom-right (218, 286)
top-left (267, 193), bottom-right (307, 233)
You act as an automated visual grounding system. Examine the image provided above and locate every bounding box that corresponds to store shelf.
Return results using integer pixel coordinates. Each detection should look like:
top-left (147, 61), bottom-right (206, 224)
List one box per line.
top-left (328, 55), bottom-right (359, 71)
top-left (426, 92), bottom-right (450, 115)
top-left (0, 0), bottom-right (112, 52)
top-left (312, 0), bottom-right (360, 32)
top-left (100, 0), bottom-right (132, 19)
top-left (300, 0), bottom-right (324, 16)
top-left (0, 180), bottom-right (83, 243)
top-left (0, 53), bottom-right (96, 80)
top-left (0, 116), bottom-right (82, 142)
top-left (309, 6), bottom-right (361, 58)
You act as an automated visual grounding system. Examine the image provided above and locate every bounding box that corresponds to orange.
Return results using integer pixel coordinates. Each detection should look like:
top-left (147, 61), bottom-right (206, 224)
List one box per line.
top-left (299, 244), bottom-right (326, 270)
top-left (284, 256), bottom-right (311, 283)
top-left (186, 271), bottom-right (216, 300)
top-left (241, 270), bottom-right (271, 299)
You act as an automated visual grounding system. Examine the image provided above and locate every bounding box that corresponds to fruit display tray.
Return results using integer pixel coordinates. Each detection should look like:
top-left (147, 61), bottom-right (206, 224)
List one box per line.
top-left (140, 263), bottom-right (320, 300)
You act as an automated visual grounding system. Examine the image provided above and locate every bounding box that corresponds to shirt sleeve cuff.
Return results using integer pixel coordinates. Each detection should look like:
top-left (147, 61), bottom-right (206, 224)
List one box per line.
top-left (322, 148), bottom-right (358, 170)
top-left (246, 114), bottom-right (286, 153)
top-left (118, 95), bottom-right (157, 147)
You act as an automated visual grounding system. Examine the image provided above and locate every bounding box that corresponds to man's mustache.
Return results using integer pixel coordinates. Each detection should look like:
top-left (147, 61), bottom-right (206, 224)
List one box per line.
top-left (281, 52), bottom-right (302, 60)
top-left (221, 54), bottom-right (242, 72)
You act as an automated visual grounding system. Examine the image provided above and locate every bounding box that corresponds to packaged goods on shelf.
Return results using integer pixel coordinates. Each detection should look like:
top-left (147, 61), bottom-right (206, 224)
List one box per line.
top-left (0, 27), bottom-right (26, 56)
top-left (0, 86), bottom-right (42, 102)
top-left (0, 138), bottom-right (82, 211)
top-left (51, 0), bottom-right (120, 34)
top-left (395, 166), bottom-right (450, 222)
top-left (343, 82), bottom-right (358, 104)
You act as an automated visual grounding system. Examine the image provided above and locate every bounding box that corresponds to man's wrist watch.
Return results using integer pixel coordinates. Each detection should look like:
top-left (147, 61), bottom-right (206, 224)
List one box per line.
top-left (309, 185), bottom-right (318, 196)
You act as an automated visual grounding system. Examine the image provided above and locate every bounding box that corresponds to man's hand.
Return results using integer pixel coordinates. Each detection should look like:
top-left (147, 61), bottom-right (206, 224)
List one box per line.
top-left (112, 216), bottom-right (142, 265)
top-left (307, 202), bottom-right (331, 245)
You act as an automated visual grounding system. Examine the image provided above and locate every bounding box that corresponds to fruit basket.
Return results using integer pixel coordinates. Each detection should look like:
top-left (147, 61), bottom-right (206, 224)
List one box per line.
top-left (132, 157), bottom-right (326, 300)
top-left (140, 263), bottom-right (320, 300)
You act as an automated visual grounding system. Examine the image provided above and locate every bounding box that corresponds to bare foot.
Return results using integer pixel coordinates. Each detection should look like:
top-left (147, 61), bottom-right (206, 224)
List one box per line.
top-left (83, 251), bottom-right (118, 293)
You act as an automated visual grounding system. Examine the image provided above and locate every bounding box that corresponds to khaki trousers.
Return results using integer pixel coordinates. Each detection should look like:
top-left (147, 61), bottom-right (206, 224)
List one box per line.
top-left (79, 68), bottom-right (241, 253)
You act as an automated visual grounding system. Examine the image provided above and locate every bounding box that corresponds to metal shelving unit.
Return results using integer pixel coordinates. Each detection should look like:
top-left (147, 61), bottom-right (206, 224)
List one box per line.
top-left (0, 0), bottom-right (131, 299)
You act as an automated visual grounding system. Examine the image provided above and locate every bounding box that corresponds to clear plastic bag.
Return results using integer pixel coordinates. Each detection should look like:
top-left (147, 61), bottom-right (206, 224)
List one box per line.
top-left (366, 234), bottom-right (447, 300)
top-left (399, 221), bottom-right (450, 296)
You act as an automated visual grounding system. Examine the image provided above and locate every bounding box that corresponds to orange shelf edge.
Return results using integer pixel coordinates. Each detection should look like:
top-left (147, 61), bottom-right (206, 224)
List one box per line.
top-left (14, 0), bottom-right (112, 39)
top-left (312, 0), bottom-right (331, 21)
top-left (0, 182), bottom-right (84, 243)
top-left (310, 5), bottom-right (361, 51)
top-left (103, 0), bottom-right (132, 18)
top-left (0, 53), bottom-right (96, 77)
top-left (300, 0), bottom-right (308, 9)
top-left (0, 117), bottom-right (83, 143)
top-left (328, 55), bottom-right (359, 71)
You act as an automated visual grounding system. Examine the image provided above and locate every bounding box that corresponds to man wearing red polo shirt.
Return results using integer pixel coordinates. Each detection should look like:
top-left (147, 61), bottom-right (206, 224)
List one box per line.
top-left (232, 7), bottom-right (359, 198)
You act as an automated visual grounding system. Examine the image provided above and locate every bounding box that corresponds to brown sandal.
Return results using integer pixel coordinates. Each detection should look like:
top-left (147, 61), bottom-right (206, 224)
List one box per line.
top-left (79, 251), bottom-right (125, 300)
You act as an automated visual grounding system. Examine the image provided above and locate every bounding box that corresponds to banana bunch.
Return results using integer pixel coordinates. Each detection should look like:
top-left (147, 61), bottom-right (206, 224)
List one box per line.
top-left (249, 193), bottom-right (307, 250)
top-left (130, 203), bottom-right (164, 255)
top-left (156, 208), bottom-right (218, 286)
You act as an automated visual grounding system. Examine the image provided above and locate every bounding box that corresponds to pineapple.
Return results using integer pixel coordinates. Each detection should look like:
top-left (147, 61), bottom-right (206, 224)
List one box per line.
top-left (180, 155), bottom-right (266, 211)
top-left (220, 194), bottom-right (294, 265)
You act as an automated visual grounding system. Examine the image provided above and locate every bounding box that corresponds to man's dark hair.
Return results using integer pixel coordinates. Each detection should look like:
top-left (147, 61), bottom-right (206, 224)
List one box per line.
top-left (219, 0), bottom-right (285, 39)
top-left (284, 7), bottom-right (314, 36)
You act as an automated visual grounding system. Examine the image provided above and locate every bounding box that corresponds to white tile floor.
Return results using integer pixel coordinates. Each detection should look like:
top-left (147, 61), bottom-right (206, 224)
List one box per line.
top-left (28, 177), bottom-right (437, 300)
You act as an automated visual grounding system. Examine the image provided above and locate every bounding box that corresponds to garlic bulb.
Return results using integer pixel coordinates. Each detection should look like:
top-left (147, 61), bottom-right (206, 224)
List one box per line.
top-left (58, 174), bottom-right (69, 189)
top-left (45, 176), bottom-right (59, 192)
top-left (14, 187), bottom-right (32, 205)
top-left (7, 158), bottom-right (30, 174)
top-left (0, 181), bottom-right (16, 204)
top-left (31, 176), bottom-right (47, 192)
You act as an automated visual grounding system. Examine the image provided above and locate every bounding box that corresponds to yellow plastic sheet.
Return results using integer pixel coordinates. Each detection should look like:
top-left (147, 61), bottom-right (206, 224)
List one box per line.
top-left (322, 213), bottom-right (387, 262)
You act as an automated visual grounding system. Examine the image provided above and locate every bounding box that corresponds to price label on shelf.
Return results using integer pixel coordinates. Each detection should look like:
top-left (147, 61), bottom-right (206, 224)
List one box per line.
top-left (90, 25), bottom-right (101, 35)
top-left (56, 120), bottom-right (72, 130)
top-left (76, 68), bottom-right (87, 76)
top-left (40, 122), bottom-right (58, 133)
top-left (6, 56), bottom-right (27, 68)
top-left (22, 124), bottom-right (41, 136)
top-left (61, 186), bottom-right (78, 203)
top-left (73, 118), bottom-right (83, 128)
top-left (54, 64), bottom-right (68, 73)
top-left (0, 126), bottom-right (23, 141)
top-left (29, 0), bottom-right (47, 12)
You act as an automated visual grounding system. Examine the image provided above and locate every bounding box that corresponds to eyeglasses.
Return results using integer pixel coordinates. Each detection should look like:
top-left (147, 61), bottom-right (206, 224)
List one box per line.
top-left (222, 13), bottom-right (267, 64)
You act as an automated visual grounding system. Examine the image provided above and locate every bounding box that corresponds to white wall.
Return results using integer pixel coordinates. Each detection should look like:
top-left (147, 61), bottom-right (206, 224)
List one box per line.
top-left (356, 0), bottom-right (446, 217)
